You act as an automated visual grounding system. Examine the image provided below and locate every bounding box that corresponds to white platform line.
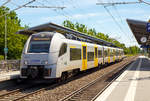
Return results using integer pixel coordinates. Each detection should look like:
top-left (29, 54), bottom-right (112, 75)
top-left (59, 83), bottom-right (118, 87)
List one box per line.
top-left (94, 60), bottom-right (136, 101)
top-left (124, 58), bottom-right (142, 101)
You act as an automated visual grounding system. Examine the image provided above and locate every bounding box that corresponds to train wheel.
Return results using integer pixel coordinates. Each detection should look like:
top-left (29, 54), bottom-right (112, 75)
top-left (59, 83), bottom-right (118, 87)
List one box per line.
top-left (98, 64), bottom-right (101, 68)
top-left (57, 72), bottom-right (68, 82)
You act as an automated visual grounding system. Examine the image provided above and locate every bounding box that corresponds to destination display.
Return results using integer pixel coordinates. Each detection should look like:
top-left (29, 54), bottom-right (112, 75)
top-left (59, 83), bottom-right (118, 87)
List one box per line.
top-left (33, 37), bottom-right (50, 41)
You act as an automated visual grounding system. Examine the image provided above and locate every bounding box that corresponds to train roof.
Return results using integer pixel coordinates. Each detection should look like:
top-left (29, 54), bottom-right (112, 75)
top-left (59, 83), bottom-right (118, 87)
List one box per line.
top-left (16, 22), bottom-right (119, 48)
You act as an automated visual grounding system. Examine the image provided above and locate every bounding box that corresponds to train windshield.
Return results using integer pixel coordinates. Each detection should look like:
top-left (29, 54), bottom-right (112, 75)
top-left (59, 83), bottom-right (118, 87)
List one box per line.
top-left (27, 34), bottom-right (52, 53)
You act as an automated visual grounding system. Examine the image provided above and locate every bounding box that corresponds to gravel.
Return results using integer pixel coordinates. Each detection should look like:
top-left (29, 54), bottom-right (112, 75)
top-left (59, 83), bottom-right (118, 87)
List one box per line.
top-left (23, 57), bottom-right (136, 101)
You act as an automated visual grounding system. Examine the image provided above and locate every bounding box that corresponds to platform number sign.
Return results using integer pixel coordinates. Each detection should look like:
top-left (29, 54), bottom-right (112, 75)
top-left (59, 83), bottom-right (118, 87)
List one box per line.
top-left (146, 23), bottom-right (150, 32)
top-left (4, 48), bottom-right (8, 54)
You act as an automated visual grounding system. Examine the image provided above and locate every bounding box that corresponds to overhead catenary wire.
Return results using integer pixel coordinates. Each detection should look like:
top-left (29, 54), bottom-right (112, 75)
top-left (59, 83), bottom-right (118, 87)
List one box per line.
top-left (112, 0), bottom-right (139, 45)
top-left (103, 6), bottom-right (123, 39)
top-left (0, 0), bottom-right (11, 7)
top-left (96, 1), bottom-right (142, 6)
top-left (140, 0), bottom-right (150, 5)
top-left (96, 0), bottom-right (145, 45)
top-left (111, 4), bottom-right (134, 44)
top-left (61, 0), bottom-right (109, 35)
top-left (54, 0), bottom-right (78, 23)
top-left (43, 0), bottom-right (77, 22)
top-left (96, 0), bottom-right (150, 6)
top-left (0, 0), bottom-right (36, 18)
top-left (23, 5), bottom-right (65, 9)
top-left (112, 6), bottom-right (124, 25)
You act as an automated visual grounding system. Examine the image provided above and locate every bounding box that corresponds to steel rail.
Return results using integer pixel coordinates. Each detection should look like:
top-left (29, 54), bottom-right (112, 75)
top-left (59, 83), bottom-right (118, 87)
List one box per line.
top-left (59, 57), bottom-right (136, 101)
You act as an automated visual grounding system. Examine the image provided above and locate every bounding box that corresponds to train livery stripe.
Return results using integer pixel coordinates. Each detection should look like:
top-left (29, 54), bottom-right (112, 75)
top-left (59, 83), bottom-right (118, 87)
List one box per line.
top-left (81, 42), bottom-right (87, 71)
top-left (70, 46), bottom-right (76, 48)
top-left (94, 45), bottom-right (98, 67)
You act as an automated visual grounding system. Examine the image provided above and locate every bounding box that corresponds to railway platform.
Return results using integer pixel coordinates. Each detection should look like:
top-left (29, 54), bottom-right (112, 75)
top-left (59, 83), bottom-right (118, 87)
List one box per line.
top-left (0, 71), bottom-right (19, 82)
top-left (95, 56), bottom-right (150, 101)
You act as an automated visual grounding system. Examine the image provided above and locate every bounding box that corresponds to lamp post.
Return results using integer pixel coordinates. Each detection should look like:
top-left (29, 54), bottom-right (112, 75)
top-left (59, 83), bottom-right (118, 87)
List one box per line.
top-left (4, 15), bottom-right (7, 61)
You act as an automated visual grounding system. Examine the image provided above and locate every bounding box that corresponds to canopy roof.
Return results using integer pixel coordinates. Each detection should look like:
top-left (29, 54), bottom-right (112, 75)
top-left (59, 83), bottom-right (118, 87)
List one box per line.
top-left (17, 22), bottom-right (117, 47)
top-left (127, 19), bottom-right (150, 46)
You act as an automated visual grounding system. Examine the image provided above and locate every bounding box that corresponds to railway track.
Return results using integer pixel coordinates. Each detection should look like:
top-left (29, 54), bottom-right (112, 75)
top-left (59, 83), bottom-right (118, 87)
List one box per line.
top-left (0, 57), bottom-right (136, 101)
top-left (59, 57), bottom-right (136, 101)
top-left (0, 82), bottom-right (57, 101)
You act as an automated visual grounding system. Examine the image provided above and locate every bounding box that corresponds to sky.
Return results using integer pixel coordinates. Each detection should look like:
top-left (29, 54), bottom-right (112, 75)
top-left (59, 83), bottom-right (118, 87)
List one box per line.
top-left (1, 0), bottom-right (150, 47)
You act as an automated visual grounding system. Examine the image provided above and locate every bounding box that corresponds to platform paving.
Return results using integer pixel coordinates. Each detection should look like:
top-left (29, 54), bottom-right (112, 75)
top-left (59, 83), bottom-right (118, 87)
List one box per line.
top-left (95, 56), bottom-right (150, 101)
top-left (0, 71), bottom-right (19, 82)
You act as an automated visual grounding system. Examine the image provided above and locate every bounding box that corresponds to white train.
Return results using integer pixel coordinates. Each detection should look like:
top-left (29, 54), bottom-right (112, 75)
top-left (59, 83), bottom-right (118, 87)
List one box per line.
top-left (20, 32), bottom-right (124, 80)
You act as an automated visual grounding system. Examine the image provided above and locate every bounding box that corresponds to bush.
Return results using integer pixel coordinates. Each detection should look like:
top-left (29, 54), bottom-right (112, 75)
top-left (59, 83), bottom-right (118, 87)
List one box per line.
top-left (0, 55), bottom-right (4, 60)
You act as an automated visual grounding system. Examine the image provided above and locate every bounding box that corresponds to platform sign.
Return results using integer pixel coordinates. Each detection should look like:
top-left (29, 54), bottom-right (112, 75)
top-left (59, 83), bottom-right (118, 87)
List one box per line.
top-left (146, 23), bottom-right (150, 32)
top-left (4, 48), bottom-right (8, 54)
top-left (140, 45), bottom-right (150, 48)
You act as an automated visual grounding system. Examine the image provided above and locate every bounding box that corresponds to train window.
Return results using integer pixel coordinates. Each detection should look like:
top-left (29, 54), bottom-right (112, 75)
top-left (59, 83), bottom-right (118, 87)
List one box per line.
top-left (88, 52), bottom-right (94, 61)
top-left (113, 49), bottom-right (116, 56)
top-left (119, 50), bottom-right (121, 55)
top-left (104, 50), bottom-right (108, 57)
top-left (116, 50), bottom-right (117, 56)
top-left (110, 49), bottom-right (113, 57)
top-left (98, 50), bottom-right (102, 58)
top-left (70, 48), bottom-right (81, 61)
top-left (83, 46), bottom-right (86, 59)
top-left (28, 33), bottom-right (52, 53)
top-left (108, 49), bottom-right (110, 56)
top-left (28, 41), bottom-right (50, 53)
top-left (59, 43), bottom-right (67, 57)
top-left (110, 50), bottom-right (112, 56)
top-left (95, 48), bottom-right (98, 58)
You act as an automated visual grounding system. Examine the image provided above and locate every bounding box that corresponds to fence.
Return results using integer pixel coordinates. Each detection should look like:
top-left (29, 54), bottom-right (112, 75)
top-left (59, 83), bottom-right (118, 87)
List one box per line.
top-left (0, 60), bottom-right (20, 71)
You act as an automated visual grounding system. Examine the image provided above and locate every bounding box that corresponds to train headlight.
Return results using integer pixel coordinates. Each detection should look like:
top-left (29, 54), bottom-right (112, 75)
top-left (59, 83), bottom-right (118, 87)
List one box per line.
top-left (24, 60), bottom-right (28, 65)
top-left (41, 60), bottom-right (48, 65)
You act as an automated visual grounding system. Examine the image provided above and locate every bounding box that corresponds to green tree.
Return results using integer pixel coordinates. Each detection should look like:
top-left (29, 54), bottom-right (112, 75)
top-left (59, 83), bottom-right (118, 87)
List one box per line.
top-left (0, 6), bottom-right (27, 59)
top-left (62, 20), bottom-right (140, 55)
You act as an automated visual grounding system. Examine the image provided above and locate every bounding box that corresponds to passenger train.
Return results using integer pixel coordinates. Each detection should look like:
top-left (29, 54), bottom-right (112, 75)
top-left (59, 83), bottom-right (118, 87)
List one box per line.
top-left (20, 32), bottom-right (124, 81)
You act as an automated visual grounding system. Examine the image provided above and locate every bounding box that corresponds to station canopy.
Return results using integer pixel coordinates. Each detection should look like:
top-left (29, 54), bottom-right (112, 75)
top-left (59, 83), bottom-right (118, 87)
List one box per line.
top-left (16, 22), bottom-right (117, 47)
top-left (127, 19), bottom-right (150, 47)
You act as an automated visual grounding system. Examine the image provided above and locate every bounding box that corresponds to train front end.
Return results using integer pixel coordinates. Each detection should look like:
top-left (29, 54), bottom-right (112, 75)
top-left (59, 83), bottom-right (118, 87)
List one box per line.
top-left (20, 32), bottom-right (57, 80)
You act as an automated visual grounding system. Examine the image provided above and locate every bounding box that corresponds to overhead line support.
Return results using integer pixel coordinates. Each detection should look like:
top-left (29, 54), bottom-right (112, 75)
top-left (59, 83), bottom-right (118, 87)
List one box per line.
top-left (0, 0), bottom-right (36, 18)
top-left (24, 5), bottom-right (66, 9)
top-left (96, 1), bottom-right (142, 6)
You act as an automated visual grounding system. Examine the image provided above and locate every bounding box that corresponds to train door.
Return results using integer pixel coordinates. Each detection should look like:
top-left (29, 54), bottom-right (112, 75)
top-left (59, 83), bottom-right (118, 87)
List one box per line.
top-left (82, 43), bottom-right (87, 71)
top-left (108, 48), bottom-right (110, 63)
top-left (102, 47), bottom-right (104, 64)
top-left (94, 46), bottom-right (98, 67)
top-left (119, 50), bottom-right (121, 60)
top-left (113, 49), bottom-right (115, 62)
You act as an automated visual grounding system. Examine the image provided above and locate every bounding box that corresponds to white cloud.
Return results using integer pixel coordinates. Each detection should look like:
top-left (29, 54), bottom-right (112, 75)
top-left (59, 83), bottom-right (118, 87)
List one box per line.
top-left (40, 12), bottom-right (103, 23)
top-left (71, 13), bottom-right (102, 19)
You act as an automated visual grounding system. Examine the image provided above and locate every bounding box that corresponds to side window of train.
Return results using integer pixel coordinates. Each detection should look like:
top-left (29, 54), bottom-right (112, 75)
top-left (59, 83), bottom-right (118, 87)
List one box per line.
top-left (98, 50), bottom-right (102, 58)
top-left (88, 52), bottom-right (94, 61)
top-left (114, 50), bottom-right (115, 55)
top-left (104, 50), bottom-right (107, 57)
top-left (116, 50), bottom-right (118, 56)
top-left (117, 50), bottom-right (119, 56)
top-left (111, 49), bottom-right (113, 56)
top-left (110, 49), bottom-right (111, 56)
top-left (70, 48), bottom-right (81, 61)
top-left (95, 48), bottom-right (98, 58)
top-left (83, 46), bottom-right (86, 59)
top-left (108, 49), bottom-right (110, 56)
top-left (59, 43), bottom-right (67, 57)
